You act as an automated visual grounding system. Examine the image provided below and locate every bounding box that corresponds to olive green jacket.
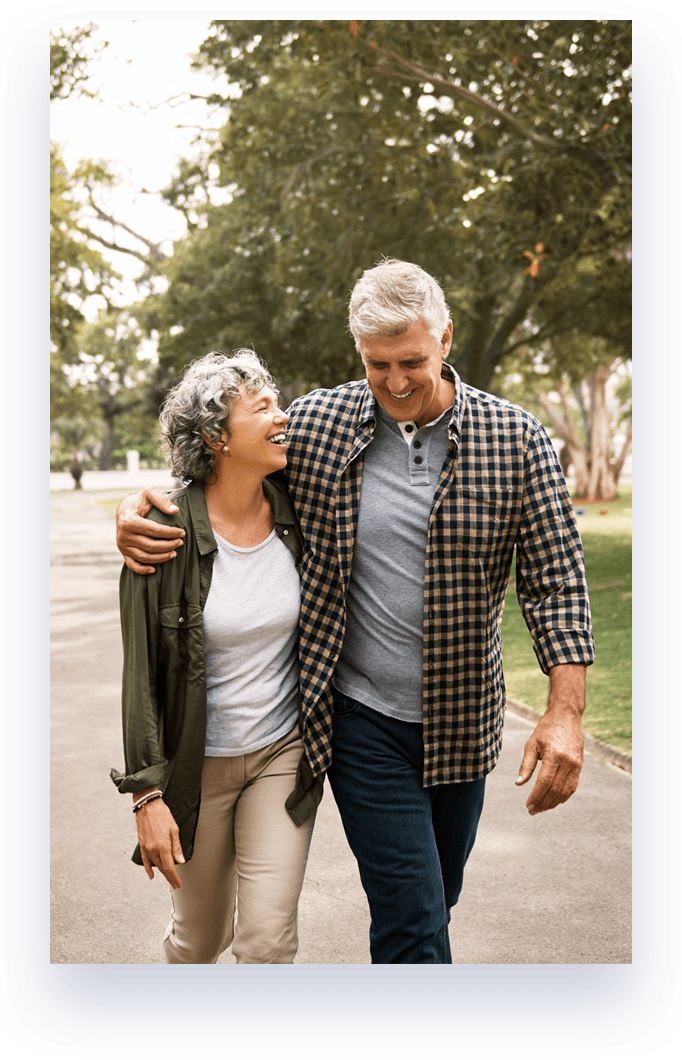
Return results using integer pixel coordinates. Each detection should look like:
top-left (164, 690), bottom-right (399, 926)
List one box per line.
top-left (111, 478), bottom-right (324, 866)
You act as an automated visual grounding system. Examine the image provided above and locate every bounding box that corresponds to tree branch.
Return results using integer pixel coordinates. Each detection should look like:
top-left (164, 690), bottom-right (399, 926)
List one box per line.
top-left (76, 225), bottom-right (161, 268)
top-left (612, 422), bottom-right (632, 481)
top-left (363, 44), bottom-right (563, 151)
top-left (484, 281), bottom-right (537, 365)
top-left (282, 145), bottom-right (381, 195)
top-left (536, 384), bottom-right (585, 456)
top-left (86, 203), bottom-right (168, 263)
top-left (535, 389), bottom-right (570, 442)
top-left (497, 318), bottom-right (562, 359)
top-left (121, 92), bottom-right (213, 113)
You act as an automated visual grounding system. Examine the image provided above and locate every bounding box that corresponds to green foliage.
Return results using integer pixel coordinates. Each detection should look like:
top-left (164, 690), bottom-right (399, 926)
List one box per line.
top-left (50, 23), bottom-right (107, 101)
top-left (50, 309), bottom-right (159, 470)
top-left (51, 415), bottom-right (94, 449)
top-left (50, 412), bottom-right (104, 471)
top-left (50, 144), bottom-right (120, 362)
top-left (50, 140), bottom-right (161, 465)
top-left (146, 19), bottom-right (631, 391)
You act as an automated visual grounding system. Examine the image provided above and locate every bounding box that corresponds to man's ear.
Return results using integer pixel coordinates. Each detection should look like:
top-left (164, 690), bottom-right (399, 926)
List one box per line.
top-left (441, 320), bottom-right (454, 358)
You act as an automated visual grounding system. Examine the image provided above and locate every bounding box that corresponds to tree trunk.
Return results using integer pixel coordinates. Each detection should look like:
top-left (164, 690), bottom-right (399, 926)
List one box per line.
top-left (454, 293), bottom-right (495, 390)
top-left (585, 365), bottom-right (617, 500)
top-left (537, 363), bottom-right (626, 501)
top-left (97, 387), bottom-right (142, 470)
top-left (99, 415), bottom-right (115, 470)
top-left (535, 386), bottom-right (590, 495)
top-left (612, 422), bottom-right (632, 485)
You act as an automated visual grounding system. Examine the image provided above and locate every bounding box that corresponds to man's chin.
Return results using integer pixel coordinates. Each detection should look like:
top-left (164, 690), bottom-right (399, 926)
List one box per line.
top-left (380, 393), bottom-right (418, 418)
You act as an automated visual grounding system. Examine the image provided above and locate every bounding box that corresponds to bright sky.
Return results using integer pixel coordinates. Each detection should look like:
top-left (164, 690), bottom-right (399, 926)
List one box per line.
top-left (50, 18), bottom-right (229, 312)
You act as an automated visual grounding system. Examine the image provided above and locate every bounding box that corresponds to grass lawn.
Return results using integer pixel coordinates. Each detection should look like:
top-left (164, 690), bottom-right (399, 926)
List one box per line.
top-left (501, 484), bottom-right (632, 754)
top-left (96, 495), bottom-right (133, 516)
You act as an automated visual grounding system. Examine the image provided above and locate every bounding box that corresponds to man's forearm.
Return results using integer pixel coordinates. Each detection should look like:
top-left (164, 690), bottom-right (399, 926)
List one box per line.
top-left (545, 663), bottom-right (586, 718)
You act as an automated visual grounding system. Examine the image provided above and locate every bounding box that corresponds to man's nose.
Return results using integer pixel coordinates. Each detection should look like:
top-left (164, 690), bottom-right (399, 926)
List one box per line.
top-left (386, 367), bottom-right (409, 394)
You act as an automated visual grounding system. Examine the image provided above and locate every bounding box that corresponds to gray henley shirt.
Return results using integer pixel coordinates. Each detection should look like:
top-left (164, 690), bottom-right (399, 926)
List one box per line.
top-left (334, 401), bottom-right (453, 723)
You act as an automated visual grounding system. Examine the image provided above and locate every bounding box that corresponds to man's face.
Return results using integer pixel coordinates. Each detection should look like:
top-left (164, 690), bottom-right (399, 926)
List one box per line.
top-left (360, 319), bottom-right (454, 427)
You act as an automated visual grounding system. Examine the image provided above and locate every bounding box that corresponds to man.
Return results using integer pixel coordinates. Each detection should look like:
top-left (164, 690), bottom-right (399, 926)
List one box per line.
top-left (116, 259), bottom-right (594, 964)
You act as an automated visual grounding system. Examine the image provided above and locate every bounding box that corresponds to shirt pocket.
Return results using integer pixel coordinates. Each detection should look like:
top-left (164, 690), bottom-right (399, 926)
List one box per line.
top-left (159, 603), bottom-right (204, 630)
top-left (158, 604), bottom-right (205, 683)
top-left (451, 486), bottom-right (514, 558)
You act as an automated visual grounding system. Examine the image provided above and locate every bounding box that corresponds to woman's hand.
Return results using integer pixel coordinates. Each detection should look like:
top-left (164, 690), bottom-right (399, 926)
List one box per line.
top-left (135, 796), bottom-right (185, 889)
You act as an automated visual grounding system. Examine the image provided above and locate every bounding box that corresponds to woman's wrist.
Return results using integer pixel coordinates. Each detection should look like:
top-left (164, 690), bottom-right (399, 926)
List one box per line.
top-left (132, 787), bottom-right (163, 812)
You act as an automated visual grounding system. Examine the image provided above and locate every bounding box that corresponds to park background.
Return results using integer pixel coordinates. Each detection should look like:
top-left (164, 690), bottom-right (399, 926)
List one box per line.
top-left (51, 18), bottom-right (632, 754)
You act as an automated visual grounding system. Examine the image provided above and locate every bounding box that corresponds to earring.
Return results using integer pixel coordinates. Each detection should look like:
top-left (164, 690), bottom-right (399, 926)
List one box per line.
top-left (221, 445), bottom-right (229, 453)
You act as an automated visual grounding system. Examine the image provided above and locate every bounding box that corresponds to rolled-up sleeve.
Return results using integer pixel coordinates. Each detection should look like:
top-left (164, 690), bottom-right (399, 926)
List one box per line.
top-left (110, 565), bottom-right (169, 794)
top-left (515, 422), bottom-right (596, 674)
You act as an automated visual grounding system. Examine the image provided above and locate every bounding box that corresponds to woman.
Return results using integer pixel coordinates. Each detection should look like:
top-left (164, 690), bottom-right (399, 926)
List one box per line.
top-left (111, 350), bottom-right (323, 964)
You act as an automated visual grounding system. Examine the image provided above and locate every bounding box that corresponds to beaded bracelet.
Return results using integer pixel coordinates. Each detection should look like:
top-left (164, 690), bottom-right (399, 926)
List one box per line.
top-left (132, 787), bottom-right (161, 809)
top-left (132, 792), bottom-right (163, 813)
top-left (133, 793), bottom-right (163, 813)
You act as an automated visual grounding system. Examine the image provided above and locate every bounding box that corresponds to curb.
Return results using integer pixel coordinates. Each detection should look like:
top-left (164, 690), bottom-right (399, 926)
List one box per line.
top-left (505, 698), bottom-right (632, 775)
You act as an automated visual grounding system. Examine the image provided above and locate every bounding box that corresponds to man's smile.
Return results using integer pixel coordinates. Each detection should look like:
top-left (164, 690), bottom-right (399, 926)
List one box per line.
top-left (388, 389), bottom-right (416, 399)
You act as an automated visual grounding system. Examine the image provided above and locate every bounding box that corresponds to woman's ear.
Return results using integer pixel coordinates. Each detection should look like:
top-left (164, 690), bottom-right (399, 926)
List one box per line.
top-left (203, 430), bottom-right (229, 454)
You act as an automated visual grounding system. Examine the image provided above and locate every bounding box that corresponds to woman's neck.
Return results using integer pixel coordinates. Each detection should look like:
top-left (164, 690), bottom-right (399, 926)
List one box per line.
top-left (204, 467), bottom-right (273, 548)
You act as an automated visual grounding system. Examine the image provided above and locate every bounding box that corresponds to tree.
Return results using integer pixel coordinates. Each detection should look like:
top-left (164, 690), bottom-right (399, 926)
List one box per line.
top-left (145, 19), bottom-right (630, 393)
top-left (71, 310), bottom-right (152, 470)
top-left (50, 24), bottom-right (164, 459)
top-left (50, 144), bottom-right (120, 361)
top-left (500, 333), bottom-right (631, 499)
top-left (536, 371), bottom-right (631, 501)
top-left (50, 22), bottom-right (107, 102)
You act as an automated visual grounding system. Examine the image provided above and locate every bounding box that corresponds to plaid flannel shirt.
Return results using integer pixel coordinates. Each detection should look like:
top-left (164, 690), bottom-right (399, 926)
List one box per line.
top-left (284, 364), bottom-right (594, 786)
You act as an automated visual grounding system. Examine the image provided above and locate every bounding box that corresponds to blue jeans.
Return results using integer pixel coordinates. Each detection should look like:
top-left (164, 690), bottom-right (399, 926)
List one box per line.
top-left (328, 691), bottom-right (486, 964)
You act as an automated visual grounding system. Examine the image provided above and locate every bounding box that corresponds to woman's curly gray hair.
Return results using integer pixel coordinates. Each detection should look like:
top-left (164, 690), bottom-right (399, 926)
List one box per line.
top-left (348, 258), bottom-right (451, 351)
top-left (159, 349), bottom-right (277, 485)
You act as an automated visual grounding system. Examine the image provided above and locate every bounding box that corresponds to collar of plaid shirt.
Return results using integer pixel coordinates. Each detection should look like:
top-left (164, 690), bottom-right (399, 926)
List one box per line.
top-left (283, 363), bottom-right (594, 787)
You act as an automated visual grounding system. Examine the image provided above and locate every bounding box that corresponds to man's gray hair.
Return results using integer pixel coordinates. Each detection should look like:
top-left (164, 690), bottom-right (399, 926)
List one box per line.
top-left (159, 349), bottom-right (277, 485)
top-left (348, 258), bottom-right (451, 352)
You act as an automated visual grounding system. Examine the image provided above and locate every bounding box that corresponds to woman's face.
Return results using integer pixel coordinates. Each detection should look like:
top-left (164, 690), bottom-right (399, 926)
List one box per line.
top-left (224, 385), bottom-right (288, 475)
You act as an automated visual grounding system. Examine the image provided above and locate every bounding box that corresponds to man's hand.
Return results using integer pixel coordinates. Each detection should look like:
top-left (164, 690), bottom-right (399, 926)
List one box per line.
top-left (116, 488), bottom-right (185, 574)
top-left (515, 664), bottom-right (586, 815)
top-left (135, 795), bottom-right (185, 889)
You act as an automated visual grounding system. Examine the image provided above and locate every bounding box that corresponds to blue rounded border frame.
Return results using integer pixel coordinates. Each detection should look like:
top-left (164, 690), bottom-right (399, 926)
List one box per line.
top-left (5, 8), bottom-right (679, 1060)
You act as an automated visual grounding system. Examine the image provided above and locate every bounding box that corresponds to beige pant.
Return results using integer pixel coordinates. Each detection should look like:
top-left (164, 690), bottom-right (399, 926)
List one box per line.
top-left (163, 726), bottom-right (316, 964)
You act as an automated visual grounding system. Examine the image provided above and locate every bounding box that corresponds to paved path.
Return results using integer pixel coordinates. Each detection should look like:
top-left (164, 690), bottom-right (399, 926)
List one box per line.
top-left (50, 490), bottom-right (631, 964)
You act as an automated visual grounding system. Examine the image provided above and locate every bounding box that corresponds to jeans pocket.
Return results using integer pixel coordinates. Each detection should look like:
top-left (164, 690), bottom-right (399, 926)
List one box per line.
top-left (332, 691), bottom-right (362, 718)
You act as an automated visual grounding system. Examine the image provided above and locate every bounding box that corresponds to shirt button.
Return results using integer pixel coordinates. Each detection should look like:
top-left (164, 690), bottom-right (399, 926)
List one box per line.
top-left (283, 530), bottom-right (289, 535)
top-left (414, 456), bottom-right (423, 465)
top-left (413, 440), bottom-right (422, 449)
top-left (404, 423), bottom-right (415, 433)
